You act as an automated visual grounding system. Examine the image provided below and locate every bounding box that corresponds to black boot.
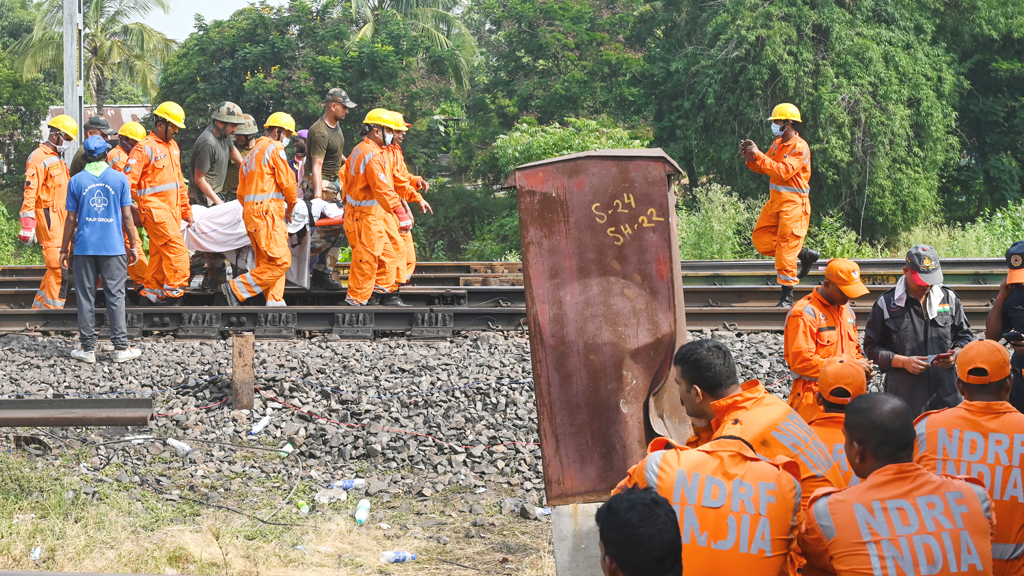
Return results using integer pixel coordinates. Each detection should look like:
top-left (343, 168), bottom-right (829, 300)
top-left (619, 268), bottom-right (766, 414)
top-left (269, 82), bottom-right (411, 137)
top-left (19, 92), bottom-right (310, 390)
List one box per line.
top-left (310, 269), bottom-right (342, 291)
top-left (382, 292), bottom-right (410, 307)
top-left (776, 285), bottom-right (795, 308)
top-left (366, 292), bottom-right (383, 306)
top-left (797, 247), bottom-right (820, 280)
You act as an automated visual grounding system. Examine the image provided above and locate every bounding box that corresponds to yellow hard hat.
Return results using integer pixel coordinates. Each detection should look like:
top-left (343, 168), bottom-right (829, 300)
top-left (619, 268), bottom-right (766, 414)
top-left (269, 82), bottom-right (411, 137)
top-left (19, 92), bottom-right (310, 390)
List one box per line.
top-left (118, 121), bottom-right (146, 141)
top-left (768, 103), bottom-right (802, 123)
top-left (264, 112), bottom-right (296, 133)
top-left (363, 108), bottom-right (402, 130)
top-left (154, 101), bottom-right (186, 129)
top-left (390, 111), bottom-right (410, 132)
top-left (47, 115), bottom-right (78, 140)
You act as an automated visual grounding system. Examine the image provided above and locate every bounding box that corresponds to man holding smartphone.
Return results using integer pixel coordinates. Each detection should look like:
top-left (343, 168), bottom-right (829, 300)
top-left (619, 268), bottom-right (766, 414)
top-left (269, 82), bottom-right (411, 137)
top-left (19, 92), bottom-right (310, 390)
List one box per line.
top-left (985, 240), bottom-right (1024, 412)
top-left (864, 244), bottom-right (974, 415)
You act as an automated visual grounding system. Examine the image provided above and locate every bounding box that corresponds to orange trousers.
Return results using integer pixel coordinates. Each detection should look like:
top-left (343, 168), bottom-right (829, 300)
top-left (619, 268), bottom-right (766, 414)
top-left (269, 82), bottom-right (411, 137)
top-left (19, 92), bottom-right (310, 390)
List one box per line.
top-left (384, 213), bottom-right (407, 288)
top-left (752, 190), bottom-right (810, 287)
top-left (230, 203), bottom-right (290, 305)
top-left (139, 201), bottom-right (189, 303)
top-left (788, 378), bottom-right (822, 423)
top-left (33, 207), bottom-right (68, 309)
top-left (344, 210), bottom-right (395, 304)
top-left (124, 232), bottom-right (148, 287)
top-left (401, 229), bottom-right (416, 281)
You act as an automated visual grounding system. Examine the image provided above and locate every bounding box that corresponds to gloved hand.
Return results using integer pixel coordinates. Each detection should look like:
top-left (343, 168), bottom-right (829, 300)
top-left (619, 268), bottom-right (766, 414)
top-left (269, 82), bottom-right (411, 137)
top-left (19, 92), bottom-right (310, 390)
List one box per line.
top-left (18, 217), bottom-right (36, 243)
top-left (395, 204), bottom-right (413, 232)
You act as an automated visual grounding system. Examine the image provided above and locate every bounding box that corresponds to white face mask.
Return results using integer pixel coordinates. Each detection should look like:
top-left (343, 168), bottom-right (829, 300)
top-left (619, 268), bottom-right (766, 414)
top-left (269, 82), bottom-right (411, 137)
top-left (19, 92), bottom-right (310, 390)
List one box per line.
top-left (383, 130), bottom-right (394, 146)
top-left (281, 137), bottom-right (291, 148)
top-left (771, 123), bottom-right (785, 137)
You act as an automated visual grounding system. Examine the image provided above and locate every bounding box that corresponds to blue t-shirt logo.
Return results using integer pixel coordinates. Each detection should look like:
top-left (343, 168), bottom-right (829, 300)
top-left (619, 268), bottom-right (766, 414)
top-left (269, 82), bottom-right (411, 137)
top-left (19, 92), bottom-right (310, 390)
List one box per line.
top-left (89, 191), bottom-right (109, 210)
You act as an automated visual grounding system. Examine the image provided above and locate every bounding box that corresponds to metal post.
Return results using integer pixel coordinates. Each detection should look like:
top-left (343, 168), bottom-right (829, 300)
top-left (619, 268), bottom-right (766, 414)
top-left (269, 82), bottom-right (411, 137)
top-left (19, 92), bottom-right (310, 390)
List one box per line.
top-left (232, 333), bottom-right (255, 409)
top-left (62, 0), bottom-right (84, 158)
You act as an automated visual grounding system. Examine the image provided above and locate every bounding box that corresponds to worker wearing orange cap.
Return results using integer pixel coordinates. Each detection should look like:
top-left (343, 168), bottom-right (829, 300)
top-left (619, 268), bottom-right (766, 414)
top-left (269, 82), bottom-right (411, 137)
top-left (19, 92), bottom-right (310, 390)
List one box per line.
top-left (985, 240), bottom-right (1024, 413)
top-left (676, 339), bottom-right (846, 514)
top-left (222, 112), bottom-right (298, 307)
top-left (741, 103), bottom-right (819, 308)
top-left (800, 393), bottom-right (995, 576)
top-left (386, 111), bottom-right (433, 284)
top-left (615, 433), bottom-right (803, 575)
top-left (808, 355), bottom-right (868, 487)
top-left (785, 259), bottom-right (875, 422)
top-left (107, 121), bottom-right (149, 290)
top-left (124, 101), bottom-right (192, 305)
top-left (20, 114), bottom-right (76, 309)
top-left (914, 339), bottom-right (1024, 576)
top-left (341, 109), bottom-right (404, 306)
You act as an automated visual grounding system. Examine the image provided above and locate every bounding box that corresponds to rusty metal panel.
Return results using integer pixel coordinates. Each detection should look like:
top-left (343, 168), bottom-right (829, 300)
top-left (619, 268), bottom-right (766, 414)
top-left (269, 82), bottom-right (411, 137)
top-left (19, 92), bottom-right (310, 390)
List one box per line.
top-left (512, 148), bottom-right (689, 506)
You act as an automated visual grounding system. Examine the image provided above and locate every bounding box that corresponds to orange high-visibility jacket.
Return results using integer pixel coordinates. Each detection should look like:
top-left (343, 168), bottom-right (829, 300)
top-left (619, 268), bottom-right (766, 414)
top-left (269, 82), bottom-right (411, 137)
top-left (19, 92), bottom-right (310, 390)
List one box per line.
top-left (616, 436), bottom-right (803, 575)
top-left (746, 133), bottom-right (811, 195)
top-left (385, 145), bottom-right (424, 204)
top-left (21, 144), bottom-right (69, 219)
top-left (342, 138), bottom-right (400, 215)
top-left (915, 401), bottom-right (1024, 576)
top-left (800, 463), bottom-right (995, 576)
top-left (124, 132), bottom-right (190, 221)
top-left (237, 136), bottom-right (298, 207)
top-left (690, 380), bottom-right (847, 510)
top-left (808, 412), bottom-right (861, 487)
top-left (786, 288), bottom-right (865, 382)
top-left (107, 146), bottom-right (129, 173)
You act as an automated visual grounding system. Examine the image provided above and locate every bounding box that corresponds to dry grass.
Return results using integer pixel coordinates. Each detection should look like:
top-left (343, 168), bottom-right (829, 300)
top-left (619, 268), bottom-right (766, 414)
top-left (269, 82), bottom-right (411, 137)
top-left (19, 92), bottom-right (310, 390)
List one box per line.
top-left (0, 449), bottom-right (555, 575)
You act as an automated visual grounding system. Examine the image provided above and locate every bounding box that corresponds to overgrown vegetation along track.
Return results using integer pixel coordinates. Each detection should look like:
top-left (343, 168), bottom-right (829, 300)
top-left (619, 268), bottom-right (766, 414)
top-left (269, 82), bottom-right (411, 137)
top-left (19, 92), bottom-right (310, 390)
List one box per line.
top-left (0, 259), bottom-right (1002, 336)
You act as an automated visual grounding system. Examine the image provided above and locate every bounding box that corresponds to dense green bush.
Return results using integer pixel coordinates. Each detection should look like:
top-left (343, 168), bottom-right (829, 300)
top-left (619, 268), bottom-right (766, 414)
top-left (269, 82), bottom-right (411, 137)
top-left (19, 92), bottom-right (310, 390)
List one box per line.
top-left (493, 118), bottom-right (649, 176)
top-left (411, 181), bottom-right (515, 261)
top-left (677, 183), bottom-right (758, 260)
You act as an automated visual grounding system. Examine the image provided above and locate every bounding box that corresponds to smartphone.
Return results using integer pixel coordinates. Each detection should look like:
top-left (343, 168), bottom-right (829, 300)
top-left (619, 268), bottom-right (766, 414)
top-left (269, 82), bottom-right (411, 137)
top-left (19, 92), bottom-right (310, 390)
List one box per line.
top-left (1004, 331), bottom-right (1024, 343)
top-left (930, 351), bottom-right (954, 364)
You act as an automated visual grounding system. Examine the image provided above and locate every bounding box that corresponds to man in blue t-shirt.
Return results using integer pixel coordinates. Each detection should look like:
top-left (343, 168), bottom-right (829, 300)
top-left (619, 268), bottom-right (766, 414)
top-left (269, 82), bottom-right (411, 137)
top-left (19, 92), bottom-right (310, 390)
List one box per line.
top-left (59, 135), bottom-right (143, 363)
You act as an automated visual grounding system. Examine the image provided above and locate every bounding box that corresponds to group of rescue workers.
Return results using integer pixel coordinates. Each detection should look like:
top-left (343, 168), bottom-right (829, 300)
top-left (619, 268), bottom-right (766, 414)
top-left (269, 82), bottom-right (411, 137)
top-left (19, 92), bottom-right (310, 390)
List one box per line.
top-left (18, 88), bottom-right (432, 312)
top-left (598, 103), bottom-right (1024, 576)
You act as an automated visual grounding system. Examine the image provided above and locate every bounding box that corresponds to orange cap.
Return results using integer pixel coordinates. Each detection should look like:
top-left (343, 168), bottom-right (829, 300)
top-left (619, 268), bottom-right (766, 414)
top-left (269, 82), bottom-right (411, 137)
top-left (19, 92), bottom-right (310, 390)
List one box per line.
top-left (819, 355), bottom-right (867, 405)
top-left (956, 339), bottom-right (1011, 384)
top-left (824, 259), bottom-right (869, 298)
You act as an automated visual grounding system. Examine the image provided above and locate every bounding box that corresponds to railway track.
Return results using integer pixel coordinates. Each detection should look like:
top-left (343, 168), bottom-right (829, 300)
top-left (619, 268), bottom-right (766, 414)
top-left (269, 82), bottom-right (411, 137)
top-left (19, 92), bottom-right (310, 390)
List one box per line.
top-left (0, 259), bottom-right (1004, 336)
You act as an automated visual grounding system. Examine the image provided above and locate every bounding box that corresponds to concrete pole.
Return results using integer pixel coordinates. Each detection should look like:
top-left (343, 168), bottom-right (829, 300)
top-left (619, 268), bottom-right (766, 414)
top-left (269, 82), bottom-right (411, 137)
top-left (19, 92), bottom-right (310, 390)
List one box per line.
top-left (62, 0), bottom-right (83, 159)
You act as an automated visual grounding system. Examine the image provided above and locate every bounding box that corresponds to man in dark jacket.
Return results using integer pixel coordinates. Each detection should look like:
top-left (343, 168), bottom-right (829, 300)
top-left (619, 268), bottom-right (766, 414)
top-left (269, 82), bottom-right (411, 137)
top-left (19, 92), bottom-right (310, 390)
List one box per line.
top-left (984, 239), bottom-right (1024, 413)
top-left (864, 244), bottom-right (974, 415)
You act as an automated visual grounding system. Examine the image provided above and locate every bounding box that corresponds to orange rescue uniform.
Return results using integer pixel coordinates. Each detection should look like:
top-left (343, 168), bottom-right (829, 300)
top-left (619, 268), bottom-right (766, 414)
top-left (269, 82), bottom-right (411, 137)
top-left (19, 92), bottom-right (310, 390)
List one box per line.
top-left (785, 287), bottom-right (866, 422)
top-left (21, 144), bottom-right (70, 309)
top-left (341, 138), bottom-right (401, 304)
top-left (747, 133), bottom-right (812, 287)
top-left (689, 380), bottom-right (847, 511)
top-left (800, 463), bottom-right (995, 576)
top-left (107, 146), bottom-right (148, 287)
top-left (808, 412), bottom-right (861, 487)
top-left (386, 144), bottom-right (425, 283)
top-left (125, 132), bottom-right (191, 303)
top-left (914, 401), bottom-right (1024, 576)
top-left (615, 436), bottom-right (803, 575)
top-left (228, 137), bottom-right (298, 305)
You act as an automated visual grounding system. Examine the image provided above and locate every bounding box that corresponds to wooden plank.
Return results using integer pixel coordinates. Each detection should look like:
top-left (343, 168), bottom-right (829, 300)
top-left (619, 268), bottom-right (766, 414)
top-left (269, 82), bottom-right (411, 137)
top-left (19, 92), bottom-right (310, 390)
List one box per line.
top-left (232, 333), bottom-right (255, 409)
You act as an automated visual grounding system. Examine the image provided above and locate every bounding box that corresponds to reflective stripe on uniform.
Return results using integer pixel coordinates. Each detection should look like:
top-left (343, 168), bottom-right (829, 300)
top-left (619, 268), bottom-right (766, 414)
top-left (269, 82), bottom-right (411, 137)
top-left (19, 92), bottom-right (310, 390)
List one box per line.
top-left (262, 146), bottom-right (274, 165)
top-left (644, 450), bottom-right (665, 489)
top-left (346, 194), bottom-right (379, 208)
top-left (19, 211), bottom-right (33, 219)
top-left (769, 183), bottom-right (809, 195)
top-left (348, 147), bottom-right (364, 175)
top-left (966, 481), bottom-right (994, 522)
top-left (914, 416), bottom-right (928, 457)
top-left (40, 157), bottom-right (60, 168)
top-left (137, 182), bottom-right (179, 196)
top-left (993, 542), bottom-right (1024, 560)
top-left (778, 273), bottom-right (799, 283)
top-left (791, 371), bottom-right (818, 382)
top-left (811, 493), bottom-right (837, 540)
top-left (359, 151), bottom-right (374, 175)
top-left (143, 145), bottom-right (154, 162)
top-left (244, 191), bottom-right (286, 203)
top-left (34, 292), bottom-right (65, 308)
top-left (266, 300), bottom-right (287, 307)
top-left (163, 284), bottom-right (184, 298)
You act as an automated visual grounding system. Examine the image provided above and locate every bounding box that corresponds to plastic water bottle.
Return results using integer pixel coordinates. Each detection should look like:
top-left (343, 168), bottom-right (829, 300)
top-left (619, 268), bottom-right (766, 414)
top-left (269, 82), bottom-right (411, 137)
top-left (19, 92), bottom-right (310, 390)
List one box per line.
top-left (250, 415), bottom-right (271, 435)
top-left (380, 551), bottom-right (416, 564)
top-left (166, 438), bottom-right (193, 453)
top-left (332, 479), bottom-right (367, 490)
top-left (535, 507), bottom-right (552, 517)
top-left (354, 499), bottom-right (371, 525)
top-left (296, 500), bottom-right (310, 514)
top-left (278, 443), bottom-right (294, 457)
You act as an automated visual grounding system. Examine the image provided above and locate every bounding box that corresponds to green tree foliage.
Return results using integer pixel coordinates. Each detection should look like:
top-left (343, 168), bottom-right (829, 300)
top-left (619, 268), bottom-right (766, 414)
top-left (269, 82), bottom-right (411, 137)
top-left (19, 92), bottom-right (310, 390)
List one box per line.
top-left (645, 0), bottom-right (959, 241)
top-left (0, 51), bottom-right (51, 210)
top-left (492, 117), bottom-right (648, 176)
top-left (11, 0), bottom-right (177, 112)
top-left (410, 181), bottom-right (515, 260)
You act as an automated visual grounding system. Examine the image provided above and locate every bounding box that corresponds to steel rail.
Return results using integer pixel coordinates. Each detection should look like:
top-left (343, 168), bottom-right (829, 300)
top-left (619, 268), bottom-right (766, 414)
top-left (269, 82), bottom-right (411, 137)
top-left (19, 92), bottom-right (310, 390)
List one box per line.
top-left (0, 399), bottom-right (153, 427)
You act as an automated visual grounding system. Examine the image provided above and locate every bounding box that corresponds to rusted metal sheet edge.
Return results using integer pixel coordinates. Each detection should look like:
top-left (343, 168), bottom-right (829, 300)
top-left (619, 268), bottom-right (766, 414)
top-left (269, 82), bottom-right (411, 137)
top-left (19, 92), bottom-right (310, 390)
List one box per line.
top-left (503, 148), bottom-right (683, 186)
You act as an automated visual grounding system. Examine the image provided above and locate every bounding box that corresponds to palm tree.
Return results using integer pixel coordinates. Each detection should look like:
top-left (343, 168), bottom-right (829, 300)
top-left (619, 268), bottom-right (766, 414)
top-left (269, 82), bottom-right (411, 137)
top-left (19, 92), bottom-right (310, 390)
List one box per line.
top-left (9, 0), bottom-right (177, 113)
top-left (347, 0), bottom-right (476, 91)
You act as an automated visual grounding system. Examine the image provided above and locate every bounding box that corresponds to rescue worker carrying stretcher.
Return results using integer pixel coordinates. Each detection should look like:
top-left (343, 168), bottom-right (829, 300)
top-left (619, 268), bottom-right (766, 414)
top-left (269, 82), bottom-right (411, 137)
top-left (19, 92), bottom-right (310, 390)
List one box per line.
top-left (784, 259), bottom-right (875, 422)
top-left (20, 114), bottom-right (77, 309)
top-left (107, 121), bottom-right (149, 291)
top-left (222, 112), bottom-right (299, 307)
top-left (341, 109), bottom-right (406, 306)
top-left (742, 103), bottom-right (820, 308)
top-left (124, 101), bottom-right (192, 305)
top-left (386, 111), bottom-right (433, 285)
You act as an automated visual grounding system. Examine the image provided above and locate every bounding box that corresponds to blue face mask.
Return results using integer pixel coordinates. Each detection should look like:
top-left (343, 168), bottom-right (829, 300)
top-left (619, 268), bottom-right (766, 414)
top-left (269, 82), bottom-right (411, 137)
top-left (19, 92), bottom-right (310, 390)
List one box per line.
top-left (771, 123), bottom-right (785, 137)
